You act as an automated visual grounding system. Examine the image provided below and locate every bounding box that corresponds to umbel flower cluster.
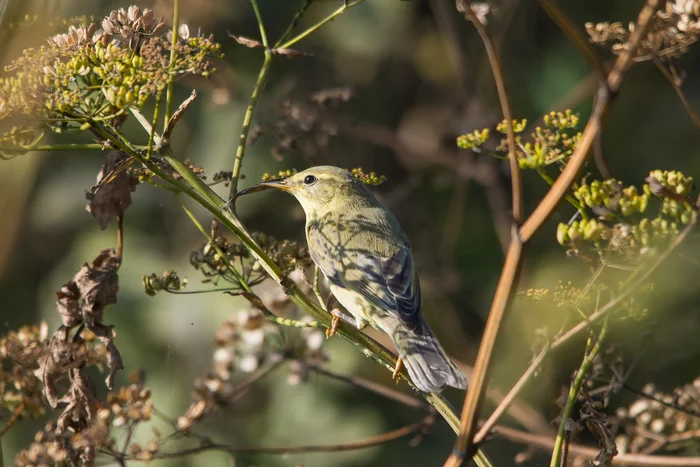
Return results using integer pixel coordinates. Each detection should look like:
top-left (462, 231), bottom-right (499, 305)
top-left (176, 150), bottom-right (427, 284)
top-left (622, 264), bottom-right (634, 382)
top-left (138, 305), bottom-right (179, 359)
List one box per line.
top-left (557, 170), bottom-right (695, 263)
top-left (457, 111), bottom-right (696, 265)
top-left (262, 167), bottom-right (387, 186)
top-left (0, 5), bottom-right (222, 154)
top-left (457, 110), bottom-right (581, 170)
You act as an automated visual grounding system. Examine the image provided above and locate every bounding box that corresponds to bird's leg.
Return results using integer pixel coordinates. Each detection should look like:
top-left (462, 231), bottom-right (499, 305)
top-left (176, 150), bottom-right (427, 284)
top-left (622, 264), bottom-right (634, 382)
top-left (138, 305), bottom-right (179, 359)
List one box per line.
top-left (326, 308), bottom-right (364, 339)
top-left (392, 356), bottom-right (403, 383)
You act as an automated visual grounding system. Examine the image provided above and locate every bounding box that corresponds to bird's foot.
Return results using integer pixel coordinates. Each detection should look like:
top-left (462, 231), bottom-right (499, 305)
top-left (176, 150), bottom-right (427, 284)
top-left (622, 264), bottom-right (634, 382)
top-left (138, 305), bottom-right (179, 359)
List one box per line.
top-left (326, 308), bottom-right (360, 339)
top-left (392, 356), bottom-right (403, 383)
top-left (326, 314), bottom-right (340, 339)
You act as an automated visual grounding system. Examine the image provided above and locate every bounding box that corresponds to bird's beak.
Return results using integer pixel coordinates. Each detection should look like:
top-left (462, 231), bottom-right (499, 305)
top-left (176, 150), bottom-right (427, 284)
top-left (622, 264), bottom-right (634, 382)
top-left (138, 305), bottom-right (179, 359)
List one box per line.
top-left (233, 179), bottom-right (289, 201)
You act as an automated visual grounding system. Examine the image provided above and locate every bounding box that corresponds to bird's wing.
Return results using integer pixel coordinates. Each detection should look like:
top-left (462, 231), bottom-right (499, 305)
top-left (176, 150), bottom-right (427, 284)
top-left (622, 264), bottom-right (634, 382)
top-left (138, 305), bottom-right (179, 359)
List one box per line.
top-left (308, 223), bottom-right (422, 331)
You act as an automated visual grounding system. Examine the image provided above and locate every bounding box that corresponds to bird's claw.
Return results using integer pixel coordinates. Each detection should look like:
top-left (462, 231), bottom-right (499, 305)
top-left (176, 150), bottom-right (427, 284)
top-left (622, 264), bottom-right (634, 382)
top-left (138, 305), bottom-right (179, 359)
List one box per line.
top-left (326, 315), bottom-right (340, 340)
top-left (392, 356), bottom-right (403, 383)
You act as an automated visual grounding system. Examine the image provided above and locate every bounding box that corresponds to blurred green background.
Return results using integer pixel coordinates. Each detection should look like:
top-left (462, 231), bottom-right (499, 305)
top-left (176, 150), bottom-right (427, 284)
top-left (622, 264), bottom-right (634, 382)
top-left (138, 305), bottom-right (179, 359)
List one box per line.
top-left (2, 0), bottom-right (700, 465)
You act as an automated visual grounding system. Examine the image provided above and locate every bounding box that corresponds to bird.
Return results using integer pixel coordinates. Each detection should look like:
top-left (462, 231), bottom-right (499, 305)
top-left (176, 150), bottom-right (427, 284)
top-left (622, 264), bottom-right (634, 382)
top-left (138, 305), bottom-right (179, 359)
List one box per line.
top-left (235, 166), bottom-right (468, 393)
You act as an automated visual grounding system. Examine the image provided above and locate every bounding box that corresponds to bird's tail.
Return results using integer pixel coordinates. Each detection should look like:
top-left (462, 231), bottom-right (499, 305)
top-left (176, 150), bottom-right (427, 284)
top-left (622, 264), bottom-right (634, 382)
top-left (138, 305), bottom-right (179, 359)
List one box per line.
top-left (387, 320), bottom-right (468, 393)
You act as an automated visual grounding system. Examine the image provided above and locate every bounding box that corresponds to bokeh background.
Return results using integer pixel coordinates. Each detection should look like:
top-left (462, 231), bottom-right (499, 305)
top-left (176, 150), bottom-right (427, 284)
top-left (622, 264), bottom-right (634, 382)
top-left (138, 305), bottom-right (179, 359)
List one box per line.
top-left (2, 0), bottom-right (700, 465)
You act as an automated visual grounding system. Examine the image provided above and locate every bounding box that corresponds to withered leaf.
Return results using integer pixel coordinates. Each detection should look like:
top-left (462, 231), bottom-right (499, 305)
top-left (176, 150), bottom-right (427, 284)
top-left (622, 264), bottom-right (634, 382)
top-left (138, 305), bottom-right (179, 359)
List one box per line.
top-left (581, 401), bottom-right (617, 467)
top-left (229, 34), bottom-right (263, 49)
top-left (74, 248), bottom-right (120, 324)
top-left (272, 47), bottom-right (312, 58)
top-left (86, 150), bottom-right (136, 230)
top-left (39, 327), bottom-right (71, 408)
top-left (90, 322), bottom-right (124, 389)
top-left (56, 281), bottom-right (82, 327)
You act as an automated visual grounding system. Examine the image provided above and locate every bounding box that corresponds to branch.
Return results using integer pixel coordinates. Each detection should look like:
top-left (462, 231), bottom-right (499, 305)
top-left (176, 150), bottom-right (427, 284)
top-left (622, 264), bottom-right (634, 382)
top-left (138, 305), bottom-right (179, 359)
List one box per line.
top-left (474, 343), bottom-right (550, 444)
top-left (550, 318), bottom-right (609, 467)
top-left (654, 59), bottom-right (700, 130)
top-left (310, 365), bottom-right (431, 411)
top-left (448, 1), bottom-right (664, 464)
top-left (456, 0), bottom-right (523, 223)
top-left (276, 1), bottom-right (367, 50)
top-left (145, 417), bottom-right (432, 460)
top-left (0, 143), bottom-right (107, 152)
top-left (537, 0), bottom-right (608, 81)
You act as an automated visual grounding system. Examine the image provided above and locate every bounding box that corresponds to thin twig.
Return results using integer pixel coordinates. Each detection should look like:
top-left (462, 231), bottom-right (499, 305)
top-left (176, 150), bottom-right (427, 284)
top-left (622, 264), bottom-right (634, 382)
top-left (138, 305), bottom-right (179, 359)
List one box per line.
top-left (227, 51), bottom-right (273, 201)
top-left (163, 0), bottom-right (180, 128)
top-left (550, 318), bottom-right (609, 467)
top-left (147, 92), bottom-right (163, 159)
top-left (0, 402), bottom-right (25, 438)
top-left (474, 342), bottom-right (550, 443)
top-left (146, 417), bottom-right (432, 459)
top-left (228, 359), bottom-right (284, 404)
top-left (310, 365), bottom-right (431, 411)
top-left (493, 424), bottom-right (700, 466)
top-left (0, 143), bottom-right (107, 152)
top-left (275, 0), bottom-right (312, 48)
top-left (276, 1), bottom-right (367, 50)
top-left (457, 0), bottom-right (523, 223)
top-left (537, 0), bottom-right (608, 81)
top-left (250, 0), bottom-right (269, 49)
top-left (654, 59), bottom-right (700, 130)
top-left (178, 196), bottom-right (252, 293)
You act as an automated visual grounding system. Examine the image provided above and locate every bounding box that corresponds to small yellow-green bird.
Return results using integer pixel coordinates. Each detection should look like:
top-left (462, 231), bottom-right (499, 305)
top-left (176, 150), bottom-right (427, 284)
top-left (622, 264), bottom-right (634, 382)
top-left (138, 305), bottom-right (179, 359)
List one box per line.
top-left (237, 166), bottom-right (468, 393)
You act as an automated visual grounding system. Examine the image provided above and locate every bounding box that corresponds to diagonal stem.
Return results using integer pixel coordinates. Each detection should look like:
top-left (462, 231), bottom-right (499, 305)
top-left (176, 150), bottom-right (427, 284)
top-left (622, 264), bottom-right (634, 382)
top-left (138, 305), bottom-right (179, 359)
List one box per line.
top-left (227, 51), bottom-right (273, 201)
top-left (164, 0), bottom-right (180, 128)
top-left (250, 0), bottom-right (269, 48)
top-left (277, 0), bottom-right (367, 50)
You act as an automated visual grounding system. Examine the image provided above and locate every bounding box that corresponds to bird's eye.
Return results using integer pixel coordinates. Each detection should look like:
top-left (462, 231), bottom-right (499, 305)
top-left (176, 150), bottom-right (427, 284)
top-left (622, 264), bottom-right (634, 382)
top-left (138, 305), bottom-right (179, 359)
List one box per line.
top-left (303, 175), bottom-right (317, 185)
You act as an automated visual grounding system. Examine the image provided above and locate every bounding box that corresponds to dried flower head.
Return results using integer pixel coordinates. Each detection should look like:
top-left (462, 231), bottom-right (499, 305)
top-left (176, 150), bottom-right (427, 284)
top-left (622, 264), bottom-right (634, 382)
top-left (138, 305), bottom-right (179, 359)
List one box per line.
top-left (587, 2), bottom-right (700, 62)
top-left (0, 5), bottom-right (222, 155)
top-left (143, 270), bottom-right (188, 296)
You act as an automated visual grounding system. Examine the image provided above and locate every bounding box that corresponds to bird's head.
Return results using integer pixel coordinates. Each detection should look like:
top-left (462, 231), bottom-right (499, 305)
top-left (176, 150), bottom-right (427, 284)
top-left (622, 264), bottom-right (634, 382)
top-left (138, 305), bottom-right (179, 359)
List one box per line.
top-left (235, 166), bottom-right (370, 217)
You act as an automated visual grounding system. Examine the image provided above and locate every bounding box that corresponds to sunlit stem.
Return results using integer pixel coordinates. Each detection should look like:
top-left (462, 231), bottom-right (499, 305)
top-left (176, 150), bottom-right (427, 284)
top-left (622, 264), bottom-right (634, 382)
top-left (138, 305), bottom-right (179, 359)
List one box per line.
top-left (164, 0), bottom-right (180, 129)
